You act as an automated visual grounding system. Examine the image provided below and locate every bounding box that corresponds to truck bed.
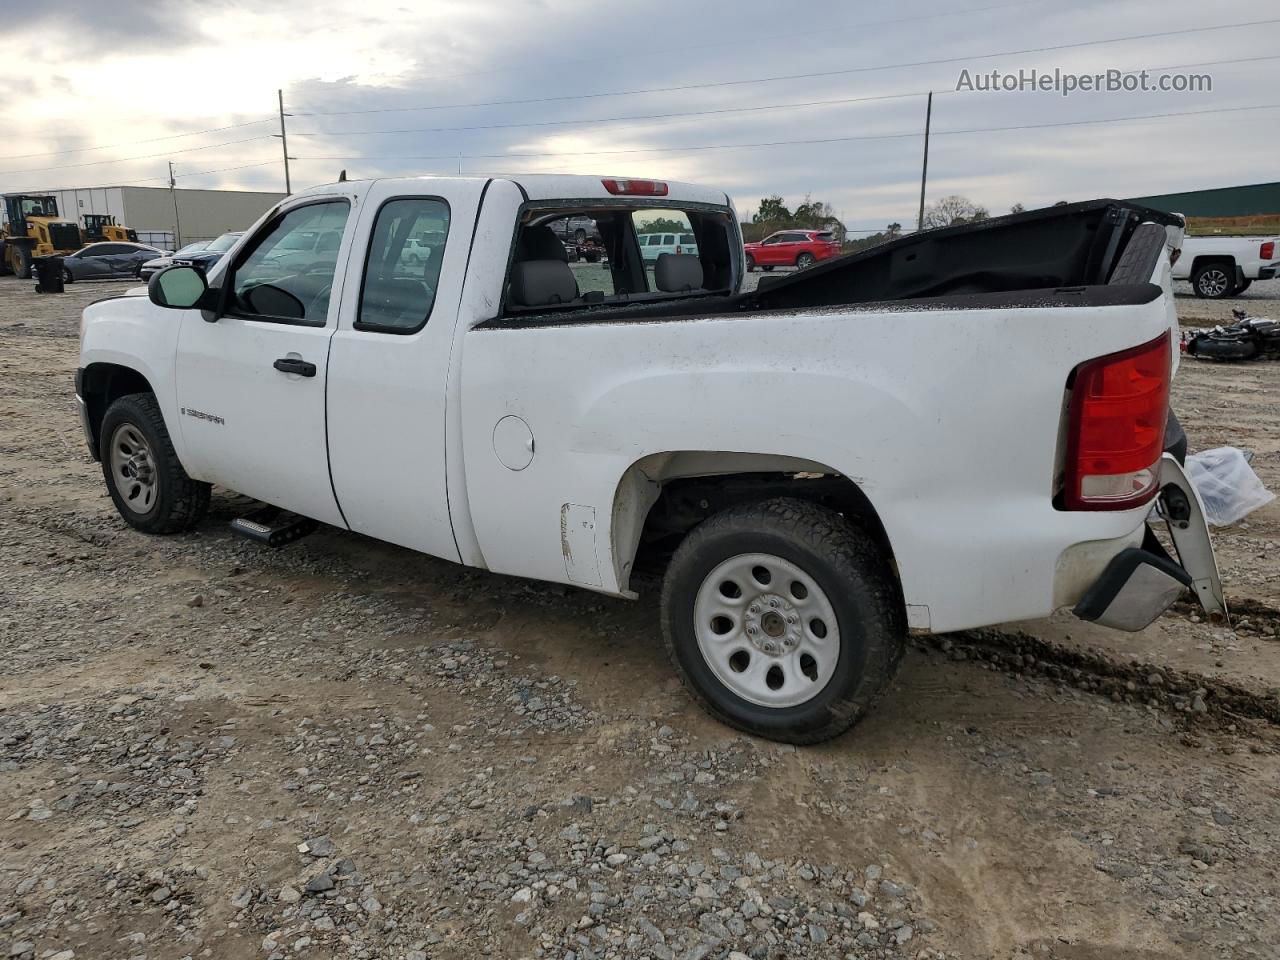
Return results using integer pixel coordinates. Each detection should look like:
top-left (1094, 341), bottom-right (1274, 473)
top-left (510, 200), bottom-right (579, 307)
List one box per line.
top-left (485, 199), bottom-right (1182, 328)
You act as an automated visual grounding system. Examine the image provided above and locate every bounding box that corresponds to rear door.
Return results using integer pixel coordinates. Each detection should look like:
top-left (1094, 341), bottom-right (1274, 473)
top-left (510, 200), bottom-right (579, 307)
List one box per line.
top-left (325, 178), bottom-right (485, 562)
top-left (173, 195), bottom-right (354, 526)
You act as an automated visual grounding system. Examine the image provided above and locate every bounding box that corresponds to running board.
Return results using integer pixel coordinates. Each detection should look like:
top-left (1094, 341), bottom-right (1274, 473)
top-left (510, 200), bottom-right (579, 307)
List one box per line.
top-left (229, 507), bottom-right (318, 547)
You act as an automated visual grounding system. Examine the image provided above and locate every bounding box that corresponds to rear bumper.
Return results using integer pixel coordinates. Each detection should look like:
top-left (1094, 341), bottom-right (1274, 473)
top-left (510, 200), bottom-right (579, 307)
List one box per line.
top-left (1072, 455), bottom-right (1225, 631)
top-left (1259, 265), bottom-right (1276, 281)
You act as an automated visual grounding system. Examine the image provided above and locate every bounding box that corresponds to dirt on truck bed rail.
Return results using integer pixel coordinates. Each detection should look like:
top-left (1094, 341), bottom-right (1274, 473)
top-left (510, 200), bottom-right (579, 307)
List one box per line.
top-left (1, 275), bottom-right (1279, 960)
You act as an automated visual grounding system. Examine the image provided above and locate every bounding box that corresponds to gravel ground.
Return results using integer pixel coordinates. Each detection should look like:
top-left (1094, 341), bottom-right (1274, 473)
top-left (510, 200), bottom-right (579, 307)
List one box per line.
top-left (1, 275), bottom-right (1279, 960)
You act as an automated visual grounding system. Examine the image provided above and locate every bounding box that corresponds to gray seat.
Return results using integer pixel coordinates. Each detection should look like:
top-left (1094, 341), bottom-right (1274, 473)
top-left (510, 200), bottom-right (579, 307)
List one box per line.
top-left (655, 253), bottom-right (703, 293)
top-left (510, 224), bottom-right (578, 307)
top-left (511, 260), bottom-right (578, 306)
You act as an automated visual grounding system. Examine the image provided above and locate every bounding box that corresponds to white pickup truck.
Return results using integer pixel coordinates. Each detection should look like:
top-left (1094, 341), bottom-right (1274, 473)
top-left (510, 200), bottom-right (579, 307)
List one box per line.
top-left (1173, 234), bottom-right (1278, 298)
top-left (76, 176), bottom-right (1225, 743)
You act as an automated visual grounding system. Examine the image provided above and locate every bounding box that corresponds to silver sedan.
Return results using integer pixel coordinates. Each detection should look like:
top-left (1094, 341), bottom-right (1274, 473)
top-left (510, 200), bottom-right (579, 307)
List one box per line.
top-left (63, 242), bottom-right (168, 282)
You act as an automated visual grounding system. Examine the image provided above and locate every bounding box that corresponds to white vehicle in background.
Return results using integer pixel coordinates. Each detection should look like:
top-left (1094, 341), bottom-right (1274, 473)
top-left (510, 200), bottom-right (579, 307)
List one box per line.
top-left (76, 179), bottom-right (1224, 744)
top-left (639, 231), bottom-right (698, 263)
top-left (1173, 234), bottom-right (1278, 298)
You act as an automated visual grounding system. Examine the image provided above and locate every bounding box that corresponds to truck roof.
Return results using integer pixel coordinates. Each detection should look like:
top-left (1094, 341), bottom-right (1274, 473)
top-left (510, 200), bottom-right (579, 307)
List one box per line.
top-left (297, 174), bottom-right (731, 207)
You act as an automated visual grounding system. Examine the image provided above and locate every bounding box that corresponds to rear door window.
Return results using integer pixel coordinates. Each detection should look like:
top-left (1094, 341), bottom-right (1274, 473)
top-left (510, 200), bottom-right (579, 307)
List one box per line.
top-left (357, 197), bottom-right (451, 333)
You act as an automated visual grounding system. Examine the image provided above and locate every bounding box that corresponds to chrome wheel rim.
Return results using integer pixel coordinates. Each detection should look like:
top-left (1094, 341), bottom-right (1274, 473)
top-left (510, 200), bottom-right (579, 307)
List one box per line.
top-left (109, 423), bottom-right (158, 515)
top-left (1199, 269), bottom-right (1229, 297)
top-left (693, 553), bottom-right (840, 708)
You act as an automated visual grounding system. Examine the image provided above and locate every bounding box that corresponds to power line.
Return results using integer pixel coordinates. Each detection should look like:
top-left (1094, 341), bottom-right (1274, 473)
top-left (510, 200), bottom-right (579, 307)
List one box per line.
top-left (292, 102), bottom-right (1279, 164)
top-left (287, 51), bottom-right (1280, 142)
top-left (292, 17), bottom-right (1280, 118)
top-left (0, 135), bottom-right (275, 178)
top-left (0, 118), bottom-right (274, 163)
top-left (290, 90), bottom-right (930, 138)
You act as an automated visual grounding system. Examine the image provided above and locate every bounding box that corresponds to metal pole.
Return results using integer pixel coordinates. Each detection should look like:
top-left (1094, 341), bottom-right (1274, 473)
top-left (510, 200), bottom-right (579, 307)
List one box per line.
top-left (278, 89), bottom-right (292, 195)
top-left (169, 161), bottom-right (183, 248)
top-left (916, 91), bottom-right (933, 232)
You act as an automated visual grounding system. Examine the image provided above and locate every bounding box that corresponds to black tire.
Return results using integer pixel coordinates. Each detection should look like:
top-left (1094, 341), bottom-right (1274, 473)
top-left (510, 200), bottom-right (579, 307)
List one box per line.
top-left (100, 393), bottom-right (210, 534)
top-left (574, 229), bottom-right (587, 243)
top-left (1192, 262), bottom-right (1236, 299)
top-left (1236, 279), bottom-right (1252, 294)
top-left (63, 266), bottom-right (75, 284)
top-left (745, 254), bottom-right (756, 272)
top-left (762, 265), bottom-right (774, 272)
top-left (661, 498), bottom-right (905, 744)
top-left (10, 245), bottom-right (32, 280)
top-left (1189, 337), bottom-right (1258, 361)
top-left (796, 252), bottom-right (816, 270)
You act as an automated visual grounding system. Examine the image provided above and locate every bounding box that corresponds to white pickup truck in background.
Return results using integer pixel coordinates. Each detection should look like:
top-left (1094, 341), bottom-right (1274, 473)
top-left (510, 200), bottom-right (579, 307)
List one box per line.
top-left (1173, 233), bottom-right (1278, 298)
top-left (76, 176), bottom-right (1225, 743)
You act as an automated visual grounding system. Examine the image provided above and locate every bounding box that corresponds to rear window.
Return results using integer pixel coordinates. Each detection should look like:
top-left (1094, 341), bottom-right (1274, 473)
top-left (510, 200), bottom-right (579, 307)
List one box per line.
top-left (504, 203), bottom-right (733, 315)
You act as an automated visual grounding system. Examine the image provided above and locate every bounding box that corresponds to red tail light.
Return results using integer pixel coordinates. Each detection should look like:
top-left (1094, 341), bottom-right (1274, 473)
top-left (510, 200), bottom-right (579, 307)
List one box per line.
top-left (602, 178), bottom-right (668, 197)
top-left (1260, 240), bottom-right (1275, 261)
top-left (1061, 333), bottom-right (1170, 511)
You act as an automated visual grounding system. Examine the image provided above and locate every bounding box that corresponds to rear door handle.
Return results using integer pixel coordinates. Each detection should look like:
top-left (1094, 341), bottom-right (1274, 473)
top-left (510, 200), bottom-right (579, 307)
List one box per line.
top-left (273, 357), bottom-right (317, 378)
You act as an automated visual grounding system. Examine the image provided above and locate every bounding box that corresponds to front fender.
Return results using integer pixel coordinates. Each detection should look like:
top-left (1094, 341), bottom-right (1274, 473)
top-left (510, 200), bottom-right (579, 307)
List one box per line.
top-left (79, 296), bottom-right (188, 465)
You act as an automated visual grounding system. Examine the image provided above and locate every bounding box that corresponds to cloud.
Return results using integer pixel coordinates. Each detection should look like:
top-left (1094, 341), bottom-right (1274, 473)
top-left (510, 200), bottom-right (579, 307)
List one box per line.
top-left (1, 0), bottom-right (1275, 232)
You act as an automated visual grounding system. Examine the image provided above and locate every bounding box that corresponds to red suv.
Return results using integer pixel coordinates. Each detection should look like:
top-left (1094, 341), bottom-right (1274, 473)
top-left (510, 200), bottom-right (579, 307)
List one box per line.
top-left (744, 229), bottom-right (841, 271)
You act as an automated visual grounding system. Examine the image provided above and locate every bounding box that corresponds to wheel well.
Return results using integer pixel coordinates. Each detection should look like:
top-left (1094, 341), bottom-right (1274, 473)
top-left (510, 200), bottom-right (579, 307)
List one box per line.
top-left (1190, 255), bottom-right (1235, 274)
top-left (611, 452), bottom-right (897, 593)
top-left (80, 363), bottom-right (154, 459)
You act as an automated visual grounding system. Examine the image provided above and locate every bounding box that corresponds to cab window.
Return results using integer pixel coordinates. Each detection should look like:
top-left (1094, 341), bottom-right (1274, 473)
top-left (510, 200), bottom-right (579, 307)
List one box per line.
top-left (227, 200), bottom-right (350, 325)
top-left (357, 197), bottom-right (451, 334)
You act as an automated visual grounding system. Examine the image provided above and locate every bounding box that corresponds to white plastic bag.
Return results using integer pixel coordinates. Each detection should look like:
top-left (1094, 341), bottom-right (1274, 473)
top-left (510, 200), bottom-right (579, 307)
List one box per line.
top-left (1184, 447), bottom-right (1275, 527)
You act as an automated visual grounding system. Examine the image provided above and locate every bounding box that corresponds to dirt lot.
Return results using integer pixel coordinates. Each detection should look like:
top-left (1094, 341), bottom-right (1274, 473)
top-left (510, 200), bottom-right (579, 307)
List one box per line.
top-left (1, 275), bottom-right (1278, 960)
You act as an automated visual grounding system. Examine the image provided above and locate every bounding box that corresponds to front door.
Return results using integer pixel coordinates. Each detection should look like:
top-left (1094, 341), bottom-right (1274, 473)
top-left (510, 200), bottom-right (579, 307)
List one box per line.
top-left (173, 196), bottom-right (355, 527)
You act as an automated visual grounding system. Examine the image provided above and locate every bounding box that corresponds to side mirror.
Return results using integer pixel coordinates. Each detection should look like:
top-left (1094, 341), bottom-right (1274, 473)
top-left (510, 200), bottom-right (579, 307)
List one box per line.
top-left (149, 265), bottom-right (213, 310)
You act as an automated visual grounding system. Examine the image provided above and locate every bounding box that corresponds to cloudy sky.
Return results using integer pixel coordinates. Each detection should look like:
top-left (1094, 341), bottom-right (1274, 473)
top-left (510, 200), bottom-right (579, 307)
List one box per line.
top-left (3, 0), bottom-right (1277, 232)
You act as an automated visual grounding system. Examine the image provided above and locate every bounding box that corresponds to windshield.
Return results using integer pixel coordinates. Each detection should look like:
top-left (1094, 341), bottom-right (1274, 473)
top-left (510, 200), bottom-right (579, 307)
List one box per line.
top-left (174, 242), bottom-right (209, 257)
top-left (19, 197), bottom-right (57, 218)
top-left (207, 233), bottom-right (242, 253)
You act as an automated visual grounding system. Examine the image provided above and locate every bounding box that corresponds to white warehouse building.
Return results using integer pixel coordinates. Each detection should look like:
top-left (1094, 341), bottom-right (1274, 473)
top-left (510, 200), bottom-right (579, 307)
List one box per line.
top-left (37, 185), bottom-right (286, 250)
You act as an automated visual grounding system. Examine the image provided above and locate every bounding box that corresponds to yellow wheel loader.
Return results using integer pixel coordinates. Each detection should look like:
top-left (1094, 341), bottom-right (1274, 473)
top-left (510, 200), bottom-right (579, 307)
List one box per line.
top-left (82, 213), bottom-right (138, 243)
top-left (1, 195), bottom-right (83, 279)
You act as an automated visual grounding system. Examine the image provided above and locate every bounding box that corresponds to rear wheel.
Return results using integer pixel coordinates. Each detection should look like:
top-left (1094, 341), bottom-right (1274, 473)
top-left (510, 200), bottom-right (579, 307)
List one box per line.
top-left (1236, 279), bottom-right (1252, 294)
top-left (100, 393), bottom-right (210, 534)
top-left (796, 252), bottom-right (816, 270)
top-left (661, 498), bottom-right (904, 744)
top-left (1192, 263), bottom-right (1235, 299)
top-left (574, 228), bottom-right (587, 243)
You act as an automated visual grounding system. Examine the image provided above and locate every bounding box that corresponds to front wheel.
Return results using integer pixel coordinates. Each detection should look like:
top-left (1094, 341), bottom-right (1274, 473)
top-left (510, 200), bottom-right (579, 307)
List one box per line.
top-left (745, 255), bottom-right (756, 272)
top-left (100, 393), bottom-right (210, 534)
top-left (9, 245), bottom-right (31, 280)
top-left (63, 267), bottom-right (75, 284)
top-left (796, 252), bottom-right (816, 270)
top-left (1192, 263), bottom-right (1236, 299)
top-left (661, 498), bottom-right (904, 744)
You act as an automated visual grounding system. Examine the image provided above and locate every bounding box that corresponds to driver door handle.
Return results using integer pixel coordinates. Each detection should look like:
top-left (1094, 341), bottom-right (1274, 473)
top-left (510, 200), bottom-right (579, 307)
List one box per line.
top-left (273, 357), bottom-right (317, 378)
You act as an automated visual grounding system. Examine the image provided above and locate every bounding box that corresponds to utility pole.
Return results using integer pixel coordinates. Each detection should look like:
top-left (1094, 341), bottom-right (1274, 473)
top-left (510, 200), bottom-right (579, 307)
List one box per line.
top-left (278, 89), bottom-right (292, 195)
top-left (916, 91), bottom-right (933, 233)
top-left (168, 161), bottom-right (183, 247)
